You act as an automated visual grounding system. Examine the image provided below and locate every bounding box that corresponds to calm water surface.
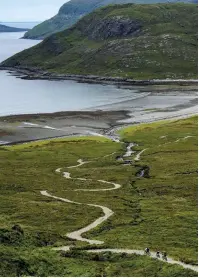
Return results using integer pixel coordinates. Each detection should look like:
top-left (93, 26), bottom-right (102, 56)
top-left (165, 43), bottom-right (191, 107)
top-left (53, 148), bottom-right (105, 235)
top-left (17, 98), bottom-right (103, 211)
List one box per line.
top-left (0, 33), bottom-right (196, 117)
top-left (0, 32), bottom-right (139, 116)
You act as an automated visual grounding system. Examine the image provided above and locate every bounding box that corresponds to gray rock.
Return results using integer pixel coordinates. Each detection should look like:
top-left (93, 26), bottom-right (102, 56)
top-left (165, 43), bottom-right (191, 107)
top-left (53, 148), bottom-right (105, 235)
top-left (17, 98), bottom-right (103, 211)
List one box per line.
top-left (83, 18), bottom-right (142, 40)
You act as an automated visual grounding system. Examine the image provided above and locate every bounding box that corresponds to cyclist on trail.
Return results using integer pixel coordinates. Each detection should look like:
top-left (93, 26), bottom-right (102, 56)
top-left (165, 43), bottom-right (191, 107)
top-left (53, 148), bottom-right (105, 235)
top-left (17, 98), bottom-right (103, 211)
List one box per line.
top-left (144, 247), bottom-right (150, 255)
top-left (162, 251), bottom-right (167, 261)
top-left (156, 251), bottom-right (160, 258)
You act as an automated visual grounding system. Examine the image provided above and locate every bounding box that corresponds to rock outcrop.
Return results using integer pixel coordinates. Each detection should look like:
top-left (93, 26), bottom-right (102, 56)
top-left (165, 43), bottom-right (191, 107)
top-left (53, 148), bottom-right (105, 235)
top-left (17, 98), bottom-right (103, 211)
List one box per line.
top-left (78, 18), bottom-right (142, 40)
top-left (23, 0), bottom-right (197, 40)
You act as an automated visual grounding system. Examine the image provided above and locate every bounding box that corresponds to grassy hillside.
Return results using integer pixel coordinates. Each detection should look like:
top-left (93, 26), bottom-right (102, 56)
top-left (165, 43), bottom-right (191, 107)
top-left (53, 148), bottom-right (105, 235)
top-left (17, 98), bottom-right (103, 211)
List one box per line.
top-left (0, 116), bottom-right (197, 276)
top-left (2, 3), bottom-right (197, 80)
top-left (23, 0), bottom-right (197, 40)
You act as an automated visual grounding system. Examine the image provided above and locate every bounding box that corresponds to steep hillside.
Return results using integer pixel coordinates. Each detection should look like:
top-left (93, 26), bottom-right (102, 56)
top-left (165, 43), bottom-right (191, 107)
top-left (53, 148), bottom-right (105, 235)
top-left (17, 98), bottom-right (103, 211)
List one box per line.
top-left (23, 0), bottom-right (197, 39)
top-left (0, 24), bottom-right (29, 32)
top-left (1, 3), bottom-right (197, 80)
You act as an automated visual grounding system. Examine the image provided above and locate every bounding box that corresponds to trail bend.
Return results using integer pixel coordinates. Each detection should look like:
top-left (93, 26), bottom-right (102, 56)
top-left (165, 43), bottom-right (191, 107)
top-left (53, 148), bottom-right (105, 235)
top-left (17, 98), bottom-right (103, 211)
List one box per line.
top-left (40, 190), bottom-right (113, 245)
top-left (134, 148), bottom-right (148, 161)
top-left (41, 143), bottom-right (198, 273)
top-left (55, 154), bottom-right (122, 192)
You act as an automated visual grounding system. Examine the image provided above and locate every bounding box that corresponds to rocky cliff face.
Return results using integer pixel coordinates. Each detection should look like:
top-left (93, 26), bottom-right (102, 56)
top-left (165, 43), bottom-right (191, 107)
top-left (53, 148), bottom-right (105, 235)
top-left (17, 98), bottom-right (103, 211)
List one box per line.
top-left (79, 18), bottom-right (142, 40)
top-left (23, 0), bottom-right (197, 40)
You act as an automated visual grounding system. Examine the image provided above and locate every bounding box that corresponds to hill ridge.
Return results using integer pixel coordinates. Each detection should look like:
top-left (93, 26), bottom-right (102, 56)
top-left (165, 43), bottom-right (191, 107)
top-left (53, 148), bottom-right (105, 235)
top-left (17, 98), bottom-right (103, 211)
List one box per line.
top-left (1, 3), bottom-right (198, 80)
top-left (23, 0), bottom-right (197, 40)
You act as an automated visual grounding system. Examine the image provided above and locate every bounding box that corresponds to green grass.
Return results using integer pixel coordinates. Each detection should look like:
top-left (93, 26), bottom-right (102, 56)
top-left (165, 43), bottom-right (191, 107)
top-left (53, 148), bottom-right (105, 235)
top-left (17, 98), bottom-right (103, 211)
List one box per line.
top-left (0, 246), bottom-right (197, 277)
top-left (0, 117), bottom-right (197, 276)
top-left (1, 3), bottom-right (197, 79)
top-left (23, 0), bottom-right (196, 40)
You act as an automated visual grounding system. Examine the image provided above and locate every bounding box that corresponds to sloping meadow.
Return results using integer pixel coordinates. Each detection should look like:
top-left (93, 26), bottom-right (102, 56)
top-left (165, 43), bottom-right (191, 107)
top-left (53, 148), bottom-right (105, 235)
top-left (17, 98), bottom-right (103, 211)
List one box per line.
top-left (0, 117), bottom-right (197, 276)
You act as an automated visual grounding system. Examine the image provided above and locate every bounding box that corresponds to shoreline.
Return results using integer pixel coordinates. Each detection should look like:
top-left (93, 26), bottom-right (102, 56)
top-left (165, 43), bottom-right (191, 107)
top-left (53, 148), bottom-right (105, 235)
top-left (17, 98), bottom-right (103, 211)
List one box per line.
top-left (0, 111), bottom-right (197, 147)
top-left (0, 110), bottom-right (130, 146)
top-left (0, 110), bottom-right (130, 122)
top-left (0, 66), bottom-right (198, 86)
top-left (0, 70), bottom-right (197, 147)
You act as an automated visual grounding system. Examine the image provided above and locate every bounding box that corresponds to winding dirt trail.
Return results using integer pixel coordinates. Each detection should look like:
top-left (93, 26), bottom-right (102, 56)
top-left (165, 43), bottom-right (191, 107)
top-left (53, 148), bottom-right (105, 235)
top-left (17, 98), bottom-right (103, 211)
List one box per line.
top-left (56, 157), bottom-right (121, 192)
top-left (158, 135), bottom-right (194, 146)
top-left (67, 159), bottom-right (88, 169)
top-left (134, 148), bottom-right (148, 161)
top-left (175, 135), bottom-right (194, 142)
top-left (87, 249), bottom-right (198, 272)
top-left (40, 190), bottom-right (113, 245)
top-left (41, 143), bottom-right (198, 273)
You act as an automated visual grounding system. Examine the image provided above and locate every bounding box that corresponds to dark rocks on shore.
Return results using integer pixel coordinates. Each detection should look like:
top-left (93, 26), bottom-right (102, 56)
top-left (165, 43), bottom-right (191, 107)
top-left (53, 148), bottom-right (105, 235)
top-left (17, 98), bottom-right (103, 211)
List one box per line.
top-left (0, 67), bottom-right (197, 86)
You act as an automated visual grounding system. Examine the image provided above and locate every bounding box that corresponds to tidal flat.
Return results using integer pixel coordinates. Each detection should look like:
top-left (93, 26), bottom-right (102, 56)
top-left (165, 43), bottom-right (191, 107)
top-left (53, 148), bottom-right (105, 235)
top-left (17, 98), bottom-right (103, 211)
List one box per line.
top-left (0, 84), bottom-right (197, 145)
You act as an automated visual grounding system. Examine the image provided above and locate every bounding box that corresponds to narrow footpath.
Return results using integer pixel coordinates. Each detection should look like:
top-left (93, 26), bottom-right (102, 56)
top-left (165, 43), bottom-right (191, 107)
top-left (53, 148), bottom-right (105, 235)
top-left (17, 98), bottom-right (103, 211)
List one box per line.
top-left (41, 142), bottom-right (198, 273)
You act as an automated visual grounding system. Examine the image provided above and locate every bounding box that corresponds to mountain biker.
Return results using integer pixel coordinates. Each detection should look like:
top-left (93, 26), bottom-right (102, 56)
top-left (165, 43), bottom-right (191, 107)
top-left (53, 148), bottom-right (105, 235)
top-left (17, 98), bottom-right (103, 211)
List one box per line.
top-left (162, 251), bottom-right (167, 261)
top-left (145, 247), bottom-right (150, 255)
top-left (156, 251), bottom-right (160, 258)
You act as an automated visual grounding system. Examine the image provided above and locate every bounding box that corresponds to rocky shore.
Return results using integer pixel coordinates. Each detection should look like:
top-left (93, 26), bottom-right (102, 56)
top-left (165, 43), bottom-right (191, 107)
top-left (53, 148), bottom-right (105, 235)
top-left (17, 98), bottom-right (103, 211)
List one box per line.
top-left (1, 67), bottom-right (198, 86)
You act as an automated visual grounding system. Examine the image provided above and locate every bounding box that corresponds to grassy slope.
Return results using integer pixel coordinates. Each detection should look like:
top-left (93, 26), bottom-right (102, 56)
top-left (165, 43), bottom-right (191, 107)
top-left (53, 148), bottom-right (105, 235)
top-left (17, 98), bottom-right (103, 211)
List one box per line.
top-left (24, 0), bottom-right (196, 39)
top-left (2, 3), bottom-right (198, 79)
top-left (0, 117), bottom-right (197, 276)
